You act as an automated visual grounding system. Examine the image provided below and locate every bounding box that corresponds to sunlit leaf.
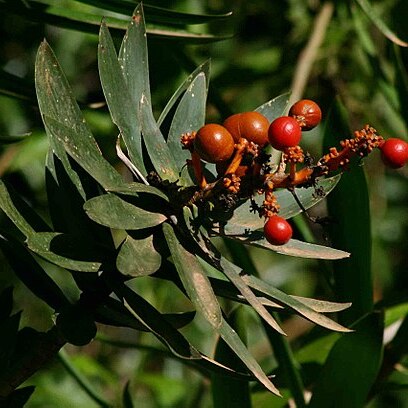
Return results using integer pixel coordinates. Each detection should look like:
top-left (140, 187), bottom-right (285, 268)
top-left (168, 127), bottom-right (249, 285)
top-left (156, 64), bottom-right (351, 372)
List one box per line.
top-left (222, 175), bottom-right (341, 236)
top-left (163, 223), bottom-right (222, 329)
top-left (242, 275), bottom-right (352, 333)
top-left (99, 20), bottom-right (145, 173)
top-left (35, 41), bottom-right (87, 197)
top-left (26, 232), bottom-right (102, 272)
top-left (158, 60), bottom-right (211, 126)
top-left (117, 234), bottom-right (161, 277)
top-left (199, 256), bottom-right (285, 335)
top-left (167, 73), bottom-right (207, 185)
top-left (84, 193), bottom-right (167, 230)
top-left (255, 92), bottom-right (290, 121)
top-left (227, 234), bottom-right (350, 260)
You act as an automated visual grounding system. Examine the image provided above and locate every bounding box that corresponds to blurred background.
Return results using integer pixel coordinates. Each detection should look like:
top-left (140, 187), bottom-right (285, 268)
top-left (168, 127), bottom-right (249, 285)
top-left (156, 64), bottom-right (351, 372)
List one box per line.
top-left (1, 0), bottom-right (408, 406)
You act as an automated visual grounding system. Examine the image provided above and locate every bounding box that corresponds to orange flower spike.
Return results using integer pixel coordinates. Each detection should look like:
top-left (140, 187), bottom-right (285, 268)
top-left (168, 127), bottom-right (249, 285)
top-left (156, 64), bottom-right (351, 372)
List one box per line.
top-left (191, 151), bottom-right (207, 189)
top-left (225, 138), bottom-right (249, 175)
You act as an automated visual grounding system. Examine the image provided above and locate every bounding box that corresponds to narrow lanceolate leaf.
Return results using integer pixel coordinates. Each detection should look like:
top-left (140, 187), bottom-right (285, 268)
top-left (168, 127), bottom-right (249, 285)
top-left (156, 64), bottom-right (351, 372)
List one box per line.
top-left (218, 318), bottom-right (281, 396)
top-left (228, 235), bottom-right (350, 260)
top-left (162, 223), bottom-right (222, 329)
top-left (0, 180), bottom-right (35, 237)
top-left (117, 235), bottom-right (161, 277)
top-left (119, 4), bottom-right (151, 106)
top-left (26, 232), bottom-right (102, 272)
top-left (76, 0), bottom-right (232, 26)
top-left (112, 280), bottom-right (200, 359)
top-left (140, 95), bottom-right (180, 182)
top-left (163, 224), bottom-right (280, 395)
top-left (167, 73), bottom-right (207, 185)
top-left (199, 256), bottom-right (285, 335)
top-left (355, 0), bottom-right (408, 47)
top-left (255, 92), bottom-right (291, 121)
top-left (98, 21), bottom-right (145, 173)
top-left (35, 41), bottom-right (88, 197)
top-left (309, 312), bottom-right (383, 408)
top-left (243, 275), bottom-right (352, 333)
top-left (291, 297), bottom-right (351, 313)
top-left (223, 175), bottom-right (341, 236)
top-left (84, 193), bottom-right (167, 230)
top-left (158, 60), bottom-right (210, 126)
top-left (44, 116), bottom-right (124, 191)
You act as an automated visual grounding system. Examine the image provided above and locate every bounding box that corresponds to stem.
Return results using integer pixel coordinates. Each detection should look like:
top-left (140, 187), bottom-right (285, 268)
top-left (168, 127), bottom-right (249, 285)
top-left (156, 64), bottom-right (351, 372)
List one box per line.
top-left (263, 316), bottom-right (307, 408)
top-left (289, 2), bottom-right (334, 105)
top-left (58, 348), bottom-right (112, 408)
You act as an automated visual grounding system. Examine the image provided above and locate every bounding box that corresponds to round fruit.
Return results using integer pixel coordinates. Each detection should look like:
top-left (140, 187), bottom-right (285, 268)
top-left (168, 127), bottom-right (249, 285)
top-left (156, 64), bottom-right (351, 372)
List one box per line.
top-left (264, 215), bottom-right (292, 246)
top-left (379, 138), bottom-right (408, 169)
top-left (289, 99), bottom-right (322, 130)
top-left (268, 116), bottom-right (302, 151)
top-left (194, 124), bottom-right (235, 163)
top-left (223, 111), bottom-right (270, 146)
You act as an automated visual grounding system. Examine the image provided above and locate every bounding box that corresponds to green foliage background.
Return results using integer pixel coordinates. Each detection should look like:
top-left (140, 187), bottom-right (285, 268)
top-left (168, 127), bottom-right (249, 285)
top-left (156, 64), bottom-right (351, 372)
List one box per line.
top-left (1, 0), bottom-right (408, 407)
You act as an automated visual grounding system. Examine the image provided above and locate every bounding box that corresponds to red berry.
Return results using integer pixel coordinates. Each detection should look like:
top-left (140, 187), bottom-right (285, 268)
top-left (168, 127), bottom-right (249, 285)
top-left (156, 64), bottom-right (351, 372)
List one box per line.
top-left (194, 124), bottom-right (235, 163)
top-left (268, 116), bottom-right (302, 151)
top-left (380, 138), bottom-right (408, 169)
top-left (223, 111), bottom-right (270, 146)
top-left (289, 99), bottom-right (322, 130)
top-left (264, 215), bottom-right (292, 246)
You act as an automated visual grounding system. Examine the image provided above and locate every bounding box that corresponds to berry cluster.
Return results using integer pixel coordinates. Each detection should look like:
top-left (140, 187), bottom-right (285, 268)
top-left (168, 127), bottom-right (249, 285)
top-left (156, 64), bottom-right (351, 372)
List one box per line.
top-left (181, 99), bottom-right (408, 246)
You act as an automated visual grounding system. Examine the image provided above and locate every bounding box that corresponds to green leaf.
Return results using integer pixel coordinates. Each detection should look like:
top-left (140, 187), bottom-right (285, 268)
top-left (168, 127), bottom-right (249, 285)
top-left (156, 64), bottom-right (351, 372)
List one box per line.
top-left (140, 94), bottom-right (180, 182)
top-left (211, 307), bottom-right (251, 408)
top-left (107, 182), bottom-right (169, 201)
top-left (0, 233), bottom-right (69, 311)
top-left (255, 92), bottom-right (291, 121)
top-left (0, 180), bottom-right (35, 237)
top-left (218, 318), bottom-right (281, 396)
top-left (35, 40), bottom-right (87, 198)
top-left (222, 175), bottom-right (341, 236)
top-left (291, 296), bottom-right (351, 313)
top-left (167, 73), bottom-right (208, 185)
top-left (2, 1), bottom-right (231, 44)
top-left (242, 275), bottom-right (352, 333)
top-left (116, 234), bottom-right (161, 277)
top-left (98, 18), bottom-right (145, 173)
top-left (112, 280), bottom-right (200, 359)
top-left (158, 60), bottom-right (211, 127)
top-left (227, 235), bottom-right (350, 260)
top-left (309, 312), bottom-right (383, 408)
top-left (162, 223), bottom-right (280, 395)
top-left (45, 116), bottom-right (125, 191)
top-left (26, 232), bottom-right (102, 272)
top-left (355, 0), bottom-right (408, 47)
top-left (57, 305), bottom-right (97, 346)
top-left (84, 193), bottom-right (167, 230)
top-left (199, 256), bottom-right (285, 335)
top-left (324, 100), bottom-right (373, 324)
top-left (76, 0), bottom-right (232, 26)
top-left (162, 223), bottom-right (222, 329)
